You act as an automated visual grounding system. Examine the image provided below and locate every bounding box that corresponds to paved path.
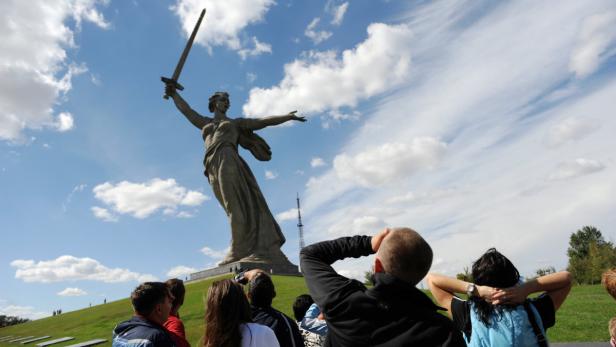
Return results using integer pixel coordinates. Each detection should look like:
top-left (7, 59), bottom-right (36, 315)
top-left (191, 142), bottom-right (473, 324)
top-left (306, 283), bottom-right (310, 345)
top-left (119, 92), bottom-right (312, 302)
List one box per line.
top-left (553, 343), bottom-right (609, 346)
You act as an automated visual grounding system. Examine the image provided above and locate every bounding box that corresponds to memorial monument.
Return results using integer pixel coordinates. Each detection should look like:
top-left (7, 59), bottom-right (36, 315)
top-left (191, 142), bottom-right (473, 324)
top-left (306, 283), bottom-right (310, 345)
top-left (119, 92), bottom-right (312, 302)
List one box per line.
top-left (161, 9), bottom-right (304, 279)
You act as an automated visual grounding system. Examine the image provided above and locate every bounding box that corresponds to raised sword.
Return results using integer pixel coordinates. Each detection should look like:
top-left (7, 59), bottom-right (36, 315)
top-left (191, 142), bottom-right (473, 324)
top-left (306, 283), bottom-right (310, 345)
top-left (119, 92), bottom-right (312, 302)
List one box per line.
top-left (161, 8), bottom-right (206, 99)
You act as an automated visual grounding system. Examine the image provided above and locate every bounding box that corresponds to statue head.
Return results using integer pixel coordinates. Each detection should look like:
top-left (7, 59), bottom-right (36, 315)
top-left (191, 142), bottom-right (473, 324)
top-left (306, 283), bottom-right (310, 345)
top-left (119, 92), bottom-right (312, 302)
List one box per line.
top-left (209, 91), bottom-right (230, 113)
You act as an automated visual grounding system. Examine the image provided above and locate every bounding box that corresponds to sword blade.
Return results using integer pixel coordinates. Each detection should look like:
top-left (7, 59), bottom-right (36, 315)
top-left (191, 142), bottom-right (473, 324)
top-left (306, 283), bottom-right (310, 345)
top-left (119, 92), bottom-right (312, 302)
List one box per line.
top-left (172, 8), bottom-right (206, 82)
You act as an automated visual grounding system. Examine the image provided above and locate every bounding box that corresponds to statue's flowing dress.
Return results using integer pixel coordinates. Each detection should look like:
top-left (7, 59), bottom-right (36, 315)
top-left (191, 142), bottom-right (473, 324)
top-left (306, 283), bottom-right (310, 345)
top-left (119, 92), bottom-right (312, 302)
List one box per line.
top-left (202, 118), bottom-right (288, 265)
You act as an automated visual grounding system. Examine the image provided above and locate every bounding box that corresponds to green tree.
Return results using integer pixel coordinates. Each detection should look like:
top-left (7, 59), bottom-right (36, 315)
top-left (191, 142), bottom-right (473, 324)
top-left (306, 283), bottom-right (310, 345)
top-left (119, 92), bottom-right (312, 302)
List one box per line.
top-left (567, 226), bottom-right (616, 284)
top-left (456, 266), bottom-right (472, 282)
top-left (535, 266), bottom-right (556, 277)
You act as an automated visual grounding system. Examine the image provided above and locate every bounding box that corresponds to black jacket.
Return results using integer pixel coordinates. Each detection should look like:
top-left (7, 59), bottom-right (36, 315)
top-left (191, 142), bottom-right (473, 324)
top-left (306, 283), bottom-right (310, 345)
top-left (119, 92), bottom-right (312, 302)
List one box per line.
top-left (300, 235), bottom-right (465, 347)
top-left (112, 316), bottom-right (175, 347)
top-left (251, 305), bottom-right (304, 347)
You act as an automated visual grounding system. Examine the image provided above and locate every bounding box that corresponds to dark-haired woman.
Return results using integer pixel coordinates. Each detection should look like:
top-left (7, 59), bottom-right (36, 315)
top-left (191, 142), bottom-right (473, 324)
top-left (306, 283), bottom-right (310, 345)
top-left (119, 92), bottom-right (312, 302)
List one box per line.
top-left (204, 279), bottom-right (279, 347)
top-left (427, 248), bottom-right (572, 347)
top-left (165, 84), bottom-right (305, 265)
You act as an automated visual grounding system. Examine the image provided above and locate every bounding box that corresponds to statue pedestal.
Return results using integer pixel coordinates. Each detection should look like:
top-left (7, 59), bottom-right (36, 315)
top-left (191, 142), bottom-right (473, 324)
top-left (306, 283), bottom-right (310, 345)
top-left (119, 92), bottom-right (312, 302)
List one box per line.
top-left (188, 260), bottom-right (301, 282)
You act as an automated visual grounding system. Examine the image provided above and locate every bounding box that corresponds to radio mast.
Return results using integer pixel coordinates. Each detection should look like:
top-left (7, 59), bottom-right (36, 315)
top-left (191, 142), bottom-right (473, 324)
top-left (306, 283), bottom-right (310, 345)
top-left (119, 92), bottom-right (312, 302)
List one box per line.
top-left (296, 193), bottom-right (305, 250)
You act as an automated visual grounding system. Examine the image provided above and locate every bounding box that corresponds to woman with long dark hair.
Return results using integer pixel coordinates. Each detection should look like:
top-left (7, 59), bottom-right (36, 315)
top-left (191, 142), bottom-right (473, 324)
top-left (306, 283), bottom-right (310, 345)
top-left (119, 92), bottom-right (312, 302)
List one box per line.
top-left (203, 279), bottom-right (279, 347)
top-left (427, 248), bottom-right (572, 346)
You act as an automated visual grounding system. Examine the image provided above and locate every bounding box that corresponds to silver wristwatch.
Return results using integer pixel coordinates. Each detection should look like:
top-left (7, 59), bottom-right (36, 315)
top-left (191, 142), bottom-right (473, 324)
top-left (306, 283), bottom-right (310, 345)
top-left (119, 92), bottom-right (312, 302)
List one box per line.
top-left (466, 283), bottom-right (476, 298)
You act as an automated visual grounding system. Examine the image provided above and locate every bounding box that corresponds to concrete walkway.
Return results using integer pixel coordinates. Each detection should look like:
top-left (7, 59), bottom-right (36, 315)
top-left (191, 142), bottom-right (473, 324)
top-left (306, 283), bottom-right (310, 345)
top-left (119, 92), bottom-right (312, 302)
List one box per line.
top-left (553, 343), bottom-right (609, 346)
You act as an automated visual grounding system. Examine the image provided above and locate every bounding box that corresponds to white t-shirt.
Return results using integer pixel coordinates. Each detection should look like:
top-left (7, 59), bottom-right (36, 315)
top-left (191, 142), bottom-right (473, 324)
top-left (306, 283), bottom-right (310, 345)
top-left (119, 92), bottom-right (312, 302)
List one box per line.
top-left (240, 322), bottom-right (280, 347)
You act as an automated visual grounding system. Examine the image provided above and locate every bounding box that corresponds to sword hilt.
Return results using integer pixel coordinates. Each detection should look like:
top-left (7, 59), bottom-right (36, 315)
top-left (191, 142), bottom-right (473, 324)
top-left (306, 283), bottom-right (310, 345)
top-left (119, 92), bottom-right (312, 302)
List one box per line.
top-left (161, 76), bottom-right (184, 99)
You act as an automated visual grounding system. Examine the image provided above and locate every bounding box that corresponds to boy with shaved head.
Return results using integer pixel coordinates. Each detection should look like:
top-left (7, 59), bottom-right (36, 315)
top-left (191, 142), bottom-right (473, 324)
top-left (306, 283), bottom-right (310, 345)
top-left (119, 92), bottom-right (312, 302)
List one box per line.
top-left (300, 228), bottom-right (464, 347)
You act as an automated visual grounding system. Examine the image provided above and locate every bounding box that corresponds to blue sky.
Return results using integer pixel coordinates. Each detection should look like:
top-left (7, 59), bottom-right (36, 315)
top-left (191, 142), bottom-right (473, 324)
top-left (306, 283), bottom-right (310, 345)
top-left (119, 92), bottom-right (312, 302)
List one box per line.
top-left (1, 0), bottom-right (616, 319)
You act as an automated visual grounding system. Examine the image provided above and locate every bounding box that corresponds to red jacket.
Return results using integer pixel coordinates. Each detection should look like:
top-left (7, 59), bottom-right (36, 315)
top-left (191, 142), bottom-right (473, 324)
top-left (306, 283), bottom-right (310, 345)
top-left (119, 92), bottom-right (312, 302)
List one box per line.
top-left (164, 313), bottom-right (190, 347)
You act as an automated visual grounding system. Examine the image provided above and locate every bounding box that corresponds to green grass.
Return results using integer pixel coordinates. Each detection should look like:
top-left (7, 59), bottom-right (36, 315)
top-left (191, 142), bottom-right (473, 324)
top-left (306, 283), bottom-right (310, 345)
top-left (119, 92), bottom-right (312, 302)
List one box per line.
top-left (0, 278), bottom-right (613, 345)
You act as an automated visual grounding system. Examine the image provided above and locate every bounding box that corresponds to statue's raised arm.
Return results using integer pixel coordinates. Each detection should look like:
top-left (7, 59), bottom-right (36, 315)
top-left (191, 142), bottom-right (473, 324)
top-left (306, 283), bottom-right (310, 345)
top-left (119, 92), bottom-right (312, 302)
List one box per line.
top-left (165, 83), bottom-right (211, 129)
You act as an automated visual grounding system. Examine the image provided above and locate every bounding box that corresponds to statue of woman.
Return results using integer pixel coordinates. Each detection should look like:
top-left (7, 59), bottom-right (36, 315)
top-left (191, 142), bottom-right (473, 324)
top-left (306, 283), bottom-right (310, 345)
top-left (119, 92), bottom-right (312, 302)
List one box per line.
top-left (165, 84), bottom-right (305, 265)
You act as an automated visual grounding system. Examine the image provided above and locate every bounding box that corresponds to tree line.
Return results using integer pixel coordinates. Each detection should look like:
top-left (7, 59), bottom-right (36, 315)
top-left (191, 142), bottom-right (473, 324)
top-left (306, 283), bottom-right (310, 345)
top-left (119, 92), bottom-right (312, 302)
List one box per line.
top-left (0, 315), bottom-right (30, 328)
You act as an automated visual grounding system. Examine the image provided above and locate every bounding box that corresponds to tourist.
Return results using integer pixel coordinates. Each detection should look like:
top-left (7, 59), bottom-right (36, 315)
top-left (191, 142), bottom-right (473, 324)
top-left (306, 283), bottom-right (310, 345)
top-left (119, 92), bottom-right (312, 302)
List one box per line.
top-left (300, 228), bottom-right (465, 346)
top-left (238, 269), bottom-right (304, 347)
top-left (112, 282), bottom-right (175, 347)
top-left (427, 248), bottom-right (572, 346)
top-left (204, 279), bottom-right (279, 347)
top-left (292, 294), bottom-right (325, 347)
top-left (603, 268), bottom-right (616, 300)
top-left (164, 279), bottom-right (190, 347)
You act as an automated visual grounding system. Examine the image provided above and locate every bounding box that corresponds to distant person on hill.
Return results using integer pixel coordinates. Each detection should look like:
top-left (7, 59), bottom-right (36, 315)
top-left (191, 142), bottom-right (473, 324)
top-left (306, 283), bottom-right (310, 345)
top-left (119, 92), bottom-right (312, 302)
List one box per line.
top-left (237, 269), bottom-right (304, 347)
top-left (300, 227), bottom-right (465, 346)
top-left (602, 268), bottom-right (616, 300)
top-left (427, 248), bottom-right (572, 347)
top-left (204, 278), bottom-right (279, 347)
top-left (164, 279), bottom-right (190, 347)
top-left (112, 282), bottom-right (175, 347)
top-left (292, 294), bottom-right (325, 347)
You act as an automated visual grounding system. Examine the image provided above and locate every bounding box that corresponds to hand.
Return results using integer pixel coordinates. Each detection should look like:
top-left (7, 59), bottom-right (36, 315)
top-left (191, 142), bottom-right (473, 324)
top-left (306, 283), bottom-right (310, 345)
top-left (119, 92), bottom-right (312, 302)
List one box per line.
top-left (371, 228), bottom-right (391, 252)
top-left (492, 285), bottom-right (528, 305)
top-left (165, 83), bottom-right (176, 97)
top-left (288, 111), bottom-right (306, 122)
top-left (476, 285), bottom-right (497, 303)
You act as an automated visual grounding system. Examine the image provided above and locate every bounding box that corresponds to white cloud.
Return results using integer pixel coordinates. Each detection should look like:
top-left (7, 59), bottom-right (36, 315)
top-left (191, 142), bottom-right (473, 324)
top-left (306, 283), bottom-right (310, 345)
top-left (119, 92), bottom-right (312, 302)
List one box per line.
top-left (569, 11), bottom-right (616, 78)
top-left (0, 305), bottom-right (48, 320)
top-left (243, 23), bottom-right (413, 117)
top-left (238, 37), bottom-right (272, 60)
top-left (91, 206), bottom-right (118, 222)
top-left (310, 157), bottom-right (326, 168)
top-left (57, 287), bottom-right (87, 296)
top-left (548, 158), bottom-right (606, 181)
top-left (304, 18), bottom-right (332, 44)
top-left (333, 138), bottom-right (447, 187)
top-left (166, 266), bottom-right (198, 279)
top-left (298, 0), bottom-right (616, 280)
top-left (62, 183), bottom-right (87, 212)
top-left (92, 178), bottom-right (208, 219)
top-left (11, 255), bottom-right (157, 283)
top-left (276, 208), bottom-right (298, 222)
top-left (171, 0), bottom-right (275, 57)
top-left (330, 2), bottom-right (349, 26)
top-left (200, 246), bottom-right (228, 259)
top-left (55, 112), bottom-right (75, 132)
top-left (0, 0), bottom-right (109, 142)
top-left (247, 72), bottom-right (257, 83)
top-left (265, 170), bottom-right (278, 180)
top-left (545, 117), bottom-right (599, 147)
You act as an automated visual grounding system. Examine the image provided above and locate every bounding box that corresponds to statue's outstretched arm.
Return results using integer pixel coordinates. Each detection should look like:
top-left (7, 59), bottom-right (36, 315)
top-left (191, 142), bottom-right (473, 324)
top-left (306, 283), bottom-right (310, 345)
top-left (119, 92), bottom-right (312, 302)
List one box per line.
top-left (243, 111), bottom-right (306, 130)
top-left (165, 84), bottom-right (210, 129)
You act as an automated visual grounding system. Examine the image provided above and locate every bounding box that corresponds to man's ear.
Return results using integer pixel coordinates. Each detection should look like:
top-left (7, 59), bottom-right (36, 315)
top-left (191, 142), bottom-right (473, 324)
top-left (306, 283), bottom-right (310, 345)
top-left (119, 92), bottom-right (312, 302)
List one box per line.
top-left (374, 257), bottom-right (384, 273)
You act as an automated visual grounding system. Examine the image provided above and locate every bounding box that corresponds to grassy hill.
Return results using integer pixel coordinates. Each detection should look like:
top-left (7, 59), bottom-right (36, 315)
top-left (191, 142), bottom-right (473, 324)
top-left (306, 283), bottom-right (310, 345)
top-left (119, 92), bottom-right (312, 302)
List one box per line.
top-left (0, 275), bottom-right (614, 346)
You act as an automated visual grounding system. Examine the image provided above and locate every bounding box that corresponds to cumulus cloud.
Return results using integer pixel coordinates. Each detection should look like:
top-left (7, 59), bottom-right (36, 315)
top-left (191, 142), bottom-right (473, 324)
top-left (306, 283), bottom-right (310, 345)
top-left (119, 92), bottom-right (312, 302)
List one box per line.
top-left (57, 287), bottom-right (87, 296)
top-left (548, 158), bottom-right (605, 181)
top-left (0, 0), bottom-right (109, 142)
top-left (171, 0), bottom-right (275, 57)
top-left (11, 255), bottom-right (157, 283)
top-left (201, 246), bottom-right (228, 259)
top-left (329, 2), bottom-right (349, 26)
top-left (304, 18), bottom-right (332, 44)
top-left (92, 178), bottom-right (208, 220)
top-left (333, 138), bottom-right (447, 187)
top-left (569, 11), bottom-right (616, 78)
top-left (166, 266), bottom-right (198, 278)
top-left (545, 117), bottom-right (599, 147)
top-left (328, 215), bottom-right (387, 237)
top-left (276, 208), bottom-right (298, 222)
top-left (0, 305), bottom-right (48, 320)
top-left (91, 206), bottom-right (118, 222)
top-left (310, 157), bottom-right (326, 168)
top-left (238, 37), bottom-right (272, 60)
top-left (243, 23), bottom-right (413, 117)
top-left (265, 170), bottom-right (278, 180)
